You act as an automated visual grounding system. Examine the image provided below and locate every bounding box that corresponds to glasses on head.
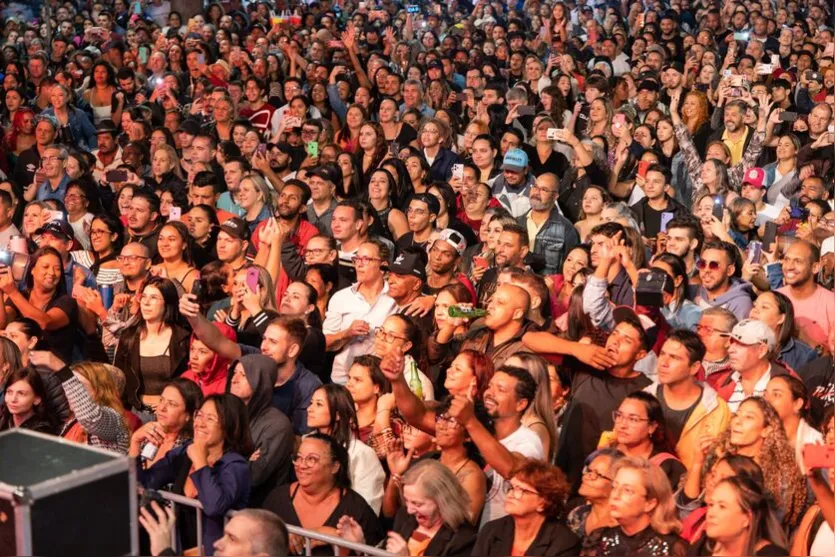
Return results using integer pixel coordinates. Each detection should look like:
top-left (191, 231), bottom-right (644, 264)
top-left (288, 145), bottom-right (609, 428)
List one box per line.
top-left (354, 255), bottom-right (382, 266)
top-left (194, 410), bottom-right (219, 425)
top-left (373, 327), bottom-right (408, 343)
top-left (434, 413), bottom-right (461, 429)
top-left (582, 465), bottom-right (613, 482)
top-left (696, 259), bottom-right (722, 271)
top-left (612, 411), bottom-right (650, 426)
top-left (118, 255), bottom-right (149, 263)
top-left (292, 453), bottom-right (324, 468)
top-left (505, 482), bottom-right (540, 498)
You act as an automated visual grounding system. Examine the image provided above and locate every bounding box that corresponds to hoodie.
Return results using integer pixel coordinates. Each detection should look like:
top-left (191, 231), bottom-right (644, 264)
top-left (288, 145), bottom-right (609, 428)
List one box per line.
top-left (181, 323), bottom-right (237, 397)
top-left (226, 354), bottom-right (293, 507)
top-left (694, 278), bottom-right (754, 322)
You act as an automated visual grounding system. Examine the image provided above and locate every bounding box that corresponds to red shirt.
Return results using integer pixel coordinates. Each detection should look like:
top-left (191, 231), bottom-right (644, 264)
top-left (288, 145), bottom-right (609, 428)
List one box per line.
top-left (250, 218), bottom-right (319, 306)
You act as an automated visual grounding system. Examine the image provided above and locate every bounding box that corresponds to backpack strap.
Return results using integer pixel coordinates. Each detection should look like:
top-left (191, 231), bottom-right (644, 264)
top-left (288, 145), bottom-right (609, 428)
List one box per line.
top-left (650, 452), bottom-right (681, 467)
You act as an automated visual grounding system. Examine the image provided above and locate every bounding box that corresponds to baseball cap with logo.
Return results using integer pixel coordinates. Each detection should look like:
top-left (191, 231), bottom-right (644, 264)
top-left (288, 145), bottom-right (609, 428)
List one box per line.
top-left (720, 319), bottom-right (776, 351)
top-left (435, 228), bottom-right (467, 256)
top-left (388, 250), bottom-right (427, 281)
top-left (219, 217), bottom-right (251, 242)
top-left (501, 148), bottom-right (529, 172)
top-left (742, 168), bottom-right (765, 189)
top-left (36, 219), bottom-right (75, 241)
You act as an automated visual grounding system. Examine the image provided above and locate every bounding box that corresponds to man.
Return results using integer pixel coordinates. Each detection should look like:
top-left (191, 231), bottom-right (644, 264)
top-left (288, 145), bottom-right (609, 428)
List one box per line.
top-left (497, 269), bottom-right (551, 330)
top-left (216, 217), bottom-right (251, 272)
top-left (323, 239), bottom-right (397, 384)
top-left (386, 248), bottom-right (433, 331)
top-left (251, 180), bottom-right (316, 260)
top-left (778, 240), bottom-right (835, 349)
top-left (396, 194), bottom-right (439, 253)
top-left (177, 118), bottom-right (201, 160)
top-left (191, 134), bottom-right (225, 184)
top-left (190, 171), bottom-right (235, 224)
top-left (426, 229), bottom-right (467, 294)
top-left (588, 222), bottom-right (634, 306)
top-left (556, 307), bottom-right (654, 488)
top-left (708, 319), bottom-right (793, 411)
top-left (13, 115), bottom-right (56, 189)
top-left (36, 220), bottom-right (96, 294)
top-left (400, 79), bottom-right (435, 117)
top-left (630, 165), bottom-right (687, 239)
top-left (25, 145), bottom-right (71, 203)
top-left (697, 307), bottom-right (738, 379)
top-left (694, 240), bottom-right (753, 321)
top-left (216, 157), bottom-right (250, 216)
top-left (228, 355), bottom-right (293, 507)
top-left (633, 79), bottom-right (664, 122)
top-left (91, 120), bottom-right (123, 185)
top-left (710, 101), bottom-right (752, 166)
top-left (663, 217), bottom-right (703, 284)
top-left (491, 148), bottom-right (535, 218)
top-left (478, 225), bottom-right (529, 307)
top-left (239, 77), bottom-right (276, 135)
top-left (125, 189), bottom-right (162, 259)
top-left (0, 191), bottom-right (21, 249)
top-left (306, 164), bottom-right (341, 234)
top-left (645, 329), bottom-right (731, 471)
top-left (798, 175), bottom-right (831, 206)
top-left (521, 172), bottom-right (579, 275)
top-left (331, 199), bottom-right (368, 289)
top-left (740, 167), bottom-right (769, 218)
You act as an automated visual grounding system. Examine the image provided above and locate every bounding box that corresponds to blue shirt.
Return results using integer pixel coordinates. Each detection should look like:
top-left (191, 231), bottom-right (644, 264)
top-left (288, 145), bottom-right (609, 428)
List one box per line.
top-left (36, 173), bottom-right (71, 202)
top-left (64, 259), bottom-right (97, 295)
top-left (217, 192), bottom-right (245, 216)
top-left (399, 102), bottom-right (435, 118)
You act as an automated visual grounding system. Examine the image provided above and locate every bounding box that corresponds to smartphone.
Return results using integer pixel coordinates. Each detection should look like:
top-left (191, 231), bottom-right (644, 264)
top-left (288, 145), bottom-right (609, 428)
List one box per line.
top-left (197, 53), bottom-right (205, 66)
top-left (256, 143), bottom-right (267, 156)
top-left (190, 279), bottom-right (204, 302)
top-left (762, 222), bottom-right (778, 252)
top-left (730, 88), bottom-right (742, 98)
top-left (660, 212), bottom-right (675, 233)
top-left (733, 31), bottom-right (750, 41)
top-left (770, 54), bottom-right (780, 67)
top-left (246, 268), bottom-right (260, 292)
top-left (138, 45), bottom-right (150, 64)
top-left (729, 75), bottom-right (744, 87)
top-left (306, 141), bottom-right (319, 158)
top-left (613, 113), bottom-right (626, 131)
top-left (48, 210), bottom-right (64, 222)
top-left (34, 170), bottom-right (47, 184)
top-left (747, 241), bottom-right (763, 264)
top-left (168, 207), bottom-right (181, 221)
top-left (389, 141), bottom-right (401, 156)
top-left (406, 4), bottom-right (420, 13)
top-left (790, 205), bottom-right (810, 221)
top-left (803, 444), bottom-right (834, 470)
top-left (722, 69), bottom-right (733, 78)
top-left (779, 111), bottom-right (799, 122)
top-left (637, 160), bottom-right (651, 178)
top-left (473, 256), bottom-right (489, 269)
top-left (712, 196), bottom-right (724, 220)
top-left (451, 164), bottom-right (464, 180)
top-left (757, 63), bottom-right (773, 75)
top-left (516, 105), bottom-right (535, 117)
top-left (139, 489), bottom-right (169, 513)
top-left (546, 128), bottom-right (560, 140)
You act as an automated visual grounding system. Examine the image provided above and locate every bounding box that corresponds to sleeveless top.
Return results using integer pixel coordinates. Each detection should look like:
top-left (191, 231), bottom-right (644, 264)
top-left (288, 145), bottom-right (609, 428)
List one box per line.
top-left (140, 352), bottom-right (172, 396)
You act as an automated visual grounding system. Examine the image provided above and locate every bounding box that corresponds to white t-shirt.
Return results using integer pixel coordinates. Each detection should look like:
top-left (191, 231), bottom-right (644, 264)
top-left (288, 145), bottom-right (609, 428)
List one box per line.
top-left (480, 425), bottom-right (544, 527)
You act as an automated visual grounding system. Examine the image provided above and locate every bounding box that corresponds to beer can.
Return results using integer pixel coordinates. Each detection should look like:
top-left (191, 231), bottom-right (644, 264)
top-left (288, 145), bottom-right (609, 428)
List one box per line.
top-left (99, 284), bottom-right (114, 310)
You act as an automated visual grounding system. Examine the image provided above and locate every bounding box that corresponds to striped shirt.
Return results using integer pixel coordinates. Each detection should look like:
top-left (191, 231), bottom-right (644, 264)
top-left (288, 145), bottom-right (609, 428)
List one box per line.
top-left (726, 367), bottom-right (773, 412)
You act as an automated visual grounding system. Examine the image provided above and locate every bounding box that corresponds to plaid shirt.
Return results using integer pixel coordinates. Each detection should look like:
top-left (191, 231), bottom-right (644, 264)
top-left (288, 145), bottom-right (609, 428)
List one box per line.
top-left (57, 367), bottom-right (130, 454)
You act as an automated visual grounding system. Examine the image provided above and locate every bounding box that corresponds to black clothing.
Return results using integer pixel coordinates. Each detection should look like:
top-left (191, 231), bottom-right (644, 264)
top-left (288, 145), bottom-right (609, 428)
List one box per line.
top-left (523, 145), bottom-right (571, 178)
top-left (798, 355), bottom-right (834, 428)
top-left (630, 195), bottom-right (689, 239)
top-left (654, 384), bottom-right (702, 447)
top-left (7, 294), bottom-right (78, 364)
top-left (391, 507), bottom-right (476, 557)
top-left (558, 163), bottom-right (609, 223)
top-left (582, 525), bottom-right (687, 556)
top-left (473, 515), bottom-right (581, 557)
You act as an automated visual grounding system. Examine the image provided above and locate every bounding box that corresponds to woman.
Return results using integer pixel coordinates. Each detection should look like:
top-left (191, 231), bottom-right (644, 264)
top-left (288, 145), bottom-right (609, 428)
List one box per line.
top-left (749, 290), bottom-right (818, 371)
top-left (147, 144), bottom-right (186, 192)
top-left (117, 185), bottom-right (135, 224)
top-left (71, 213), bottom-right (124, 287)
top-left (22, 201), bottom-right (50, 244)
top-left (528, 116), bottom-right (570, 178)
top-left (62, 181), bottom-right (95, 249)
top-left (344, 354), bottom-right (390, 443)
top-left (238, 173), bottom-right (272, 232)
top-left (263, 433), bottom-right (385, 556)
top-left (306, 384), bottom-right (386, 514)
top-left (460, 210), bottom-right (516, 281)
top-left (5, 106), bottom-right (35, 156)
top-left (154, 221), bottom-right (200, 293)
top-left (699, 397), bottom-right (806, 529)
top-left (763, 134), bottom-right (799, 204)
top-left (679, 91), bottom-right (711, 158)
top-left (568, 449), bottom-right (621, 538)
top-left (355, 122), bottom-right (388, 185)
top-left (652, 253), bottom-right (703, 331)
top-left (548, 244), bottom-right (591, 319)
top-left (137, 394), bottom-right (253, 555)
top-left (187, 204), bottom-right (219, 266)
top-left (0, 366), bottom-right (55, 433)
top-left (129, 378), bottom-right (204, 467)
top-left (700, 476), bottom-right (789, 556)
top-left (224, 265), bottom-right (278, 347)
top-left (0, 247), bottom-right (78, 364)
top-left (340, 459), bottom-right (477, 556)
top-left (432, 284), bottom-right (478, 357)
top-left (374, 314), bottom-right (434, 400)
top-left (574, 185), bottom-right (610, 241)
top-left (474, 460), bottom-right (580, 556)
top-left (335, 104), bottom-right (367, 154)
top-left (727, 197), bottom-right (758, 250)
top-left (764, 375), bottom-right (824, 472)
top-left (212, 96), bottom-right (235, 142)
top-left (181, 322), bottom-right (237, 396)
top-left (406, 152), bottom-right (432, 195)
top-left (82, 60), bottom-right (123, 125)
top-left (336, 152), bottom-right (362, 200)
top-left (42, 84), bottom-right (97, 151)
top-left (505, 354), bottom-right (559, 462)
top-left (379, 97), bottom-right (418, 147)
top-left (305, 263), bottom-right (337, 321)
top-left (610, 392), bottom-right (687, 489)
top-left (113, 277), bottom-right (190, 411)
top-left (581, 456), bottom-right (686, 556)
top-left (366, 169), bottom-right (408, 242)
top-left (583, 98), bottom-right (615, 147)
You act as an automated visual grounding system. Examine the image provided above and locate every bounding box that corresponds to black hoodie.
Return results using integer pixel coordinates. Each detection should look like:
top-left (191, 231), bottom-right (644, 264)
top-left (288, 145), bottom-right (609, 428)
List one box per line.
top-left (227, 354), bottom-right (293, 507)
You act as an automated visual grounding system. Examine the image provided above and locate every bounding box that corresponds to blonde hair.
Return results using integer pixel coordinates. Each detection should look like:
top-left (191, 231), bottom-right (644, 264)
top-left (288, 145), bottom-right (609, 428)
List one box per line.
top-left (70, 362), bottom-right (128, 429)
top-left (155, 143), bottom-right (184, 180)
top-left (611, 456), bottom-right (681, 535)
top-left (241, 172), bottom-right (274, 212)
top-left (401, 459), bottom-right (471, 531)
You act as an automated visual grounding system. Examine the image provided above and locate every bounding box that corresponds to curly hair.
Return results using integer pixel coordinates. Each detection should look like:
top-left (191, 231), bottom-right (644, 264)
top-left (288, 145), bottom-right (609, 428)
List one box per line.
top-left (702, 397), bottom-right (806, 528)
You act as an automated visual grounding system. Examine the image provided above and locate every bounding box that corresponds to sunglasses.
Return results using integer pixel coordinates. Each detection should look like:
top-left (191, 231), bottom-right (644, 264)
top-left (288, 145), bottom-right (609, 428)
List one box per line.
top-left (696, 259), bottom-right (722, 271)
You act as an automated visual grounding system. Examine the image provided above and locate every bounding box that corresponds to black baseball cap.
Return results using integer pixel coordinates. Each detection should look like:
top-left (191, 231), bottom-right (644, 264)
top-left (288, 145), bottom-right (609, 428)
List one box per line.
top-left (308, 163), bottom-right (343, 186)
top-left (389, 250), bottom-right (427, 281)
top-left (36, 219), bottom-right (74, 241)
top-left (219, 217), bottom-right (251, 242)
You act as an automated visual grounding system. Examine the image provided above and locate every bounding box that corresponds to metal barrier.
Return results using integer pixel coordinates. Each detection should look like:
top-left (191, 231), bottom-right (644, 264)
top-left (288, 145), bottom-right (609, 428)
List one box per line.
top-left (140, 488), bottom-right (395, 556)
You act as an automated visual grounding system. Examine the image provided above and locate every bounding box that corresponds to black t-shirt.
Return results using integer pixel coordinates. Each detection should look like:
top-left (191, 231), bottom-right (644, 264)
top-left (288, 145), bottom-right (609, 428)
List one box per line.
top-left (9, 294), bottom-right (78, 363)
top-left (395, 232), bottom-right (430, 254)
top-left (798, 356), bottom-right (834, 428)
top-left (655, 385), bottom-right (703, 448)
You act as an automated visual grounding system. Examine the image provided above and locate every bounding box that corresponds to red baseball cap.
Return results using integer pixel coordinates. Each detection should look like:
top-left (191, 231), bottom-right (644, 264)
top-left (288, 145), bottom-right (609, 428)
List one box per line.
top-left (742, 167), bottom-right (765, 189)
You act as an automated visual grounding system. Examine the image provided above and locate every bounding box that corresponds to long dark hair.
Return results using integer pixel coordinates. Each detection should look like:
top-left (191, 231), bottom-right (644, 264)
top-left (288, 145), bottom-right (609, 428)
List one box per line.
top-left (379, 157), bottom-right (413, 210)
top-left (314, 384), bottom-right (359, 449)
top-left (623, 391), bottom-right (673, 453)
top-left (157, 220), bottom-right (195, 266)
top-left (1, 366), bottom-right (50, 427)
top-left (304, 432), bottom-right (352, 489)
top-left (388, 314), bottom-right (428, 373)
top-left (336, 152), bottom-right (363, 200)
top-left (652, 252), bottom-right (689, 310)
top-left (165, 378), bottom-right (204, 439)
top-left (761, 291), bottom-right (797, 350)
top-left (25, 246), bottom-right (66, 298)
top-left (90, 212), bottom-right (125, 274)
top-left (565, 282), bottom-right (595, 341)
top-left (203, 394), bottom-right (254, 458)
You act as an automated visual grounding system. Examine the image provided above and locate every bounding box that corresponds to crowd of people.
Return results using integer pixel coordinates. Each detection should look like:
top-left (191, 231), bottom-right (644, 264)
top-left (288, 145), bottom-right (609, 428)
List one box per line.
top-left (0, 0), bottom-right (833, 555)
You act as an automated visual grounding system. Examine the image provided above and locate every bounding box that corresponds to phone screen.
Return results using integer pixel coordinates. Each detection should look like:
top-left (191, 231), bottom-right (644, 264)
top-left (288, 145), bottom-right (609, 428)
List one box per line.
top-left (246, 268), bottom-right (260, 292)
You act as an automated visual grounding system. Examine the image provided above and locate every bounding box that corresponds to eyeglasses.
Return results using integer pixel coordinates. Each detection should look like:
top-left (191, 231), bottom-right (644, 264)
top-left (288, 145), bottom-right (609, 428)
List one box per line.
top-left (612, 411), bottom-right (650, 426)
top-left (696, 259), bottom-right (722, 271)
top-left (118, 255), bottom-right (149, 263)
top-left (305, 248), bottom-right (331, 257)
top-left (301, 128), bottom-right (319, 136)
top-left (530, 184), bottom-right (557, 195)
top-left (41, 156), bottom-right (65, 162)
top-left (292, 453), bottom-right (324, 468)
top-left (582, 466), bottom-right (613, 482)
top-left (373, 327), bottom-right (408, 343)
top-left (434, 413), bottom-right (461, 429)
top-left (89, 229), bottom-right (111, 237)
top-left (194, 410), bottom-right (219, 425)
top-left (354, 256), bottom-right (382, 266)
top-left (506, 482), bottom-right (540, 498)
top-left (696, 324), bottom-right (730, 336)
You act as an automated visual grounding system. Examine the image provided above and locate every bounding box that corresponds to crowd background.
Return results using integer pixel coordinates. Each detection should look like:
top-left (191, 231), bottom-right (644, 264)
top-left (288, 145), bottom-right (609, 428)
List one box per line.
top-left (0, 0), bottom-right (833, 555)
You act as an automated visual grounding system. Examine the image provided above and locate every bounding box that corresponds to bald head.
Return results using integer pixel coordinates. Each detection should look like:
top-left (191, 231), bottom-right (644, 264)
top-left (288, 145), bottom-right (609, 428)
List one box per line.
top-left (485, 284), bottom-right (531, 331)
top-left (530, 172), bottom-right (560, 211)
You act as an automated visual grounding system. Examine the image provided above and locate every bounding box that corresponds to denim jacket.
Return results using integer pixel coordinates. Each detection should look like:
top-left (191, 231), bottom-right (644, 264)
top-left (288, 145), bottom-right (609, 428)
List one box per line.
top-left (41, 106), bottom-right (98, 151)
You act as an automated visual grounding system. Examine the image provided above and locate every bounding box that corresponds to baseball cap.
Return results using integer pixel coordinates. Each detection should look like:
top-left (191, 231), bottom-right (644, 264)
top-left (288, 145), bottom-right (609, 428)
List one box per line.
top-left (720, 319), bottom-right (776, 351)
top-left (613, 306), bottom-right (658, 351)
top-left (219, 217), bottom-right (251, 242)
top-left (308, 163), bottom-right (343, 186)
top-left (663, 61), bottom-right (684, 74)
top-left (177, 119), bottom-right (202, 136)
top-left (647, 44), bottom-right (667, 58)
top-left (427, 60), bottom-right (443, 70)
top-left (637, 79), bottom-right (660, 92)
top-left (409, 193), bottom-right (441, 216)
top-left (435, 228), bottom-right (467, 256)
top-left (36, 219), bottom-right (75, 241)
top-left (501, 148), bottom-right (529, 172)
top-left (389, 250), bottom-right (427, 281)
top-left (742, 168), bottom-right (766, 188)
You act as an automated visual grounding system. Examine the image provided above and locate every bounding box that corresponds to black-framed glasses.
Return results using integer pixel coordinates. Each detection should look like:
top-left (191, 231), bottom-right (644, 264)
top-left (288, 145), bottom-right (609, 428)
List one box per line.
top-left (373, 327), bottom-right (408, 343)
top-left (582, 465), bottom-right (613, 482)
top-left (505, 482), bottom-right (540, 498)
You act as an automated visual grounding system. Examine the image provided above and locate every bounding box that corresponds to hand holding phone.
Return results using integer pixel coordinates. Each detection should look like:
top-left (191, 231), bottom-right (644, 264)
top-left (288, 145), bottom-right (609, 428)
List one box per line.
top-left (451, 164), bottom-right (464, 180)
top-left (803, 444), bottom-right (834, 470)
top-left (246, 268), bottom-right (260, 293)
top-left (168, 207), bottom-right (182, 222)
top-left (637, 160), bottom-right (651, 178)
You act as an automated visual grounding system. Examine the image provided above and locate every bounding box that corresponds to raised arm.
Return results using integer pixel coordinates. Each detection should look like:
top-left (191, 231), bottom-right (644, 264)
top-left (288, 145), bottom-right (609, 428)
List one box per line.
top-left (179, 294), bottom-right (242, 361)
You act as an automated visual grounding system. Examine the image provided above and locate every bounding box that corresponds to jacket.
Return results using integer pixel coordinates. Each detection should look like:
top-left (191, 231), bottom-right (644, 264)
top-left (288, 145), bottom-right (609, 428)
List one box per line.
top-left (41, 106), bottom-right (98, 151)
top-left (693, 278), bottom-right (754, 322)
top-left (707, 361), bottom-right (795, 403)
top-left (644, 382), bottom-right (731, 471)
top-left (518, 208), bottom-right (580, 275)
top-left (629, 195), bottom-right (689, 238)
top-left (226, 354), bottom-right (293, 507)
top-left (473, 515), bottom-right (580, 556)
top-left (137, 443), bottom-right (251, 556)
top-left (427, 147), bottom-right (461, 183)
top-left (429, 321), bottom-right (534, 370)
top-left (181, 323), bottom-right (237, 397)
top-left (390, 507), bottom-right (475, 556)
top-left (779, 337), bottom-right (818, 374)
top-left (0, 364), bottom-right (71, 425)
top-left (114, 324), bottom-right (191, 410)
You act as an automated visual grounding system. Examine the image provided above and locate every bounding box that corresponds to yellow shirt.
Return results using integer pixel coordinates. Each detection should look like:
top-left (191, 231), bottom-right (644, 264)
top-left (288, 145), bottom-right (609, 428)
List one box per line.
top-left (525, 211), bottom-right (547, 251)
top-left (721, 127), bottom-right (749, 166)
